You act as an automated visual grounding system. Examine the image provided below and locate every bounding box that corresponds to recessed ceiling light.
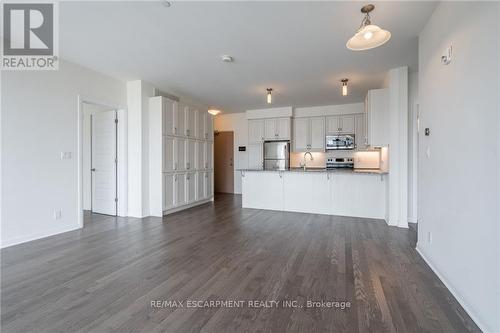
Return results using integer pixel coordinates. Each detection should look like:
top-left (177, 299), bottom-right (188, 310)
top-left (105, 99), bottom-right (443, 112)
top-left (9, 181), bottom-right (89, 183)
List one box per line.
top-left (221, 55), bottom-right (234, 63)
top-left (161, 0), bottom-right (172, 7)
top-left (208, 109), bottom-right (221, 116)
top-left (346, 4), bottom-right (391, 51)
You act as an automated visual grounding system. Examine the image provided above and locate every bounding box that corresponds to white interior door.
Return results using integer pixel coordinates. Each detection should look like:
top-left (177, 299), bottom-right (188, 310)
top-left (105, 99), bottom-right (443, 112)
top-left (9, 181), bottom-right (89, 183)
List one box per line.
top-left (91, 110), bottom-right (117, 216)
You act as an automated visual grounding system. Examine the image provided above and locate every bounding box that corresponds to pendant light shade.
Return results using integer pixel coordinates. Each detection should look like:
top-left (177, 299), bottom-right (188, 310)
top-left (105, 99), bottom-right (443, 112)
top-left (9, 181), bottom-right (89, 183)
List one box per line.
top-left (266, 88), bottom-right (273, 104)
top-left (341, 79), bottom-right (348, 96)
top-left (346, 4), bottom-right (391, 51)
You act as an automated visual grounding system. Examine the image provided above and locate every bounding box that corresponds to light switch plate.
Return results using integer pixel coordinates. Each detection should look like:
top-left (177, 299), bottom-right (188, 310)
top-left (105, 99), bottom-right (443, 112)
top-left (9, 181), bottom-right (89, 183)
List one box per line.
top-left (60, 152), bottom-right (72, 160)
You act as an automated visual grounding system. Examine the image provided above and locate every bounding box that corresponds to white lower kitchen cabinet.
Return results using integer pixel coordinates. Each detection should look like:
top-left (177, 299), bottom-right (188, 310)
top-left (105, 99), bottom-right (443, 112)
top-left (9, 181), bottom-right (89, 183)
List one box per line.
top-left (204, 171), bottom-right (213, 198)
top-left (163, 173), bottom-right (175, 211)
top-left (283, 172), bottom-right (331, 215)
top-left (241, 171), bottom-right (387, 221)
top-left (330, 173), bottom-right (385, 219)
top-left (175, 173), bottom-right (186, 207)
top-left (196, 171), bottom-right (205, 200)
top-left (186, 172), bottom-right (196, 203)
top-left (241, 171), bottom-right (283, 211)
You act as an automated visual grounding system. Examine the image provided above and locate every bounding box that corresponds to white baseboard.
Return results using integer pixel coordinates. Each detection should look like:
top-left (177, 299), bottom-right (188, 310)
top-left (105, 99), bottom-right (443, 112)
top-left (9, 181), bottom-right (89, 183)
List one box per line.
top-left (163, 197), bottom-right (213, 216)
top-left (0, 224), bottom-right (81, 249)
top-left (416, 245), bottom-right (491, 333)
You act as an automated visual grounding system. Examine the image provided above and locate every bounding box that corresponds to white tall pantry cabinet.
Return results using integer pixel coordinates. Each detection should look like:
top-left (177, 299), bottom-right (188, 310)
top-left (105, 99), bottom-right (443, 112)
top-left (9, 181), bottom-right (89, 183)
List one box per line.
top-left (149, 96), bottom-right (214, 217)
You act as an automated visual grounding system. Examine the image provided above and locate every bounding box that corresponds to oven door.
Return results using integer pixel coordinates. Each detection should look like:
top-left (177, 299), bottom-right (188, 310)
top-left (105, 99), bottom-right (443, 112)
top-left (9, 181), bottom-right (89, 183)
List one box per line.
top-left (325, 135), bottom-right (355, 150)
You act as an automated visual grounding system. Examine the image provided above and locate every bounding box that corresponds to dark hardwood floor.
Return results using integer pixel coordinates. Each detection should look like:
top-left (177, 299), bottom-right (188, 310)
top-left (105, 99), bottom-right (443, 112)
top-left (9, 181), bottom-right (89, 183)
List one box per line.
top-left (1, 194), bottom-right (479, 332)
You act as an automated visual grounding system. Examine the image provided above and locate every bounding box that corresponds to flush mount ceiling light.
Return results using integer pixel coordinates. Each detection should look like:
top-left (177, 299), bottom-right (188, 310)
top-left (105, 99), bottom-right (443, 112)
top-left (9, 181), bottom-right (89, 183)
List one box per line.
top-left (221, 55), bottom-right (234, 63)
top-left (266, 88), bottom-right (273, 104)
top-left (208, 109), bottom-right (221, 116)
top-left (161, 0), bottom-right (172, 7)
top-left (341, 78), bottom-right (349, 96)
top-left (346, 4), bottom-right (391, 51)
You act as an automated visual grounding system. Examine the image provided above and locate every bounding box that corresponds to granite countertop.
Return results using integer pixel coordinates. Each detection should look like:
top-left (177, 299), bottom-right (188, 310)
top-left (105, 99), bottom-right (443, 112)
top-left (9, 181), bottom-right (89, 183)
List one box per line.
top-left (238, 168), bottom-right (388, 175)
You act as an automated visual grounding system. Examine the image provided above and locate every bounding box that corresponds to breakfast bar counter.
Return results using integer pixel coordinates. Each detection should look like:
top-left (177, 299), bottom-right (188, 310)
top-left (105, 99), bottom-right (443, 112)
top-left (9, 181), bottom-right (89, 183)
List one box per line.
top-left (240, 169), bottom-right (387, 220)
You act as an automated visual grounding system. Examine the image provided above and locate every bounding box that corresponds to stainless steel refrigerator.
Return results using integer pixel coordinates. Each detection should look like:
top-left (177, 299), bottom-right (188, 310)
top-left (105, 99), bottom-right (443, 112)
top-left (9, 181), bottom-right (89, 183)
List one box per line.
top-left (264, 141), bottom-right (290, 170)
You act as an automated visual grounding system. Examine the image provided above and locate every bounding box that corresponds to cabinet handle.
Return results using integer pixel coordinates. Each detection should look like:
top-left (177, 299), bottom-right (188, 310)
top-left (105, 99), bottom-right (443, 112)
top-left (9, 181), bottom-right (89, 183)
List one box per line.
top-left (174, 162), bottom-right (177, 170)
top-left (174, 174), bottom-right (177, 181)
top-left (187, 162), bottom-right (190, 169)
top-left (174, 127), bottom-right (177, 135)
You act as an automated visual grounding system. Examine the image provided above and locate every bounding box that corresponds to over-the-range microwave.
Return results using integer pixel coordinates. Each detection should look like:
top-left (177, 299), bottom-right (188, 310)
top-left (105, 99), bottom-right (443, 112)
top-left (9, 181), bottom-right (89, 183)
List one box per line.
top-left (325, 134), bottom-right (355, 150)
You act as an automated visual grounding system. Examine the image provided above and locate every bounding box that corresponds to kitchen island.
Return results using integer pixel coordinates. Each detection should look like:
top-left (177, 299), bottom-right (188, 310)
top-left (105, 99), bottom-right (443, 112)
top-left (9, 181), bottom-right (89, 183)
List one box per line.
top-left (240, 168), bottom-right (388, 220)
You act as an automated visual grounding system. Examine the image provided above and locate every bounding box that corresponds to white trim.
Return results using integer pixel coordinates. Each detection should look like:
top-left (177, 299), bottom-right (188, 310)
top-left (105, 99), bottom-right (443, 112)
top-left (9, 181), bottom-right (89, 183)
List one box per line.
top-left (163, 197), bottom-right (214, 215)
top-left (416, 246), bottom-right (490, 333)
top-left (77, 95), bottom-right (128, 228)
top-left (0, 224), bottom-right (80, 249)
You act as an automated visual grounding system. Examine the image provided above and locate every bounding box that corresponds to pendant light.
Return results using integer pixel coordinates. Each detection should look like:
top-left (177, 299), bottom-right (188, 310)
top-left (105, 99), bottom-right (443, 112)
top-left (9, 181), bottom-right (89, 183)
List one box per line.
top-left (346, 4), bottom-right (391, 51)
top-left (341, 79), bottom-right (348, 96)
top-left (267, 88), bottom-right (273, 104)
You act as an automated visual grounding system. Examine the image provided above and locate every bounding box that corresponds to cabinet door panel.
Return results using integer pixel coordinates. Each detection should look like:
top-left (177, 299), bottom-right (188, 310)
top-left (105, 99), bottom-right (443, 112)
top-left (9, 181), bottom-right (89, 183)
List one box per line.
top-left (340, 115), bottom-right (355, 134)
top-left (186, 173), bottom-right (196, 203)
top-left (206, 114), bottom-right (214, 140)
top-left (196, 141), bottom-right (206, 170)
top-left (196, 110), bottom-right (205, 139)
top-left (186, 106), bottom-right (196, 137)
top-left (310, 117), bottom-right (325, 151)
top-left (186, 140), bottom-right (196, 171)
top-left (205, 171), bottom-right (213, 198)
top-left (163, 173), bottom-right (175, 210)
top-left (175, 138), bottom-right (186, 171)
top-left (247, 144), bottom-right (263, 169)
top-left (326, 116), bottom-right (340, 134)
top-left (293, 118), bottom-right (309, 151)
top-left (175, 173), bottom-right (186, 206)
top-left (355, 114), bottom-right (366, 149)
top-left (277, 118), bottom-right (290, 140)
top-left (176, 103), bottom-right (186, 137)
top-left (196, 171), bottom-right (205, 200)
top-left (163, 136), bottom-right (176, 172)
top-left (163, 99), bottom-right (176, 136)
top-left (206, 142), bottom-right (213, 169)
top-left (248, 119), bottom-right (264, 143)
top-left (264, 119), bottom-right (276, 140)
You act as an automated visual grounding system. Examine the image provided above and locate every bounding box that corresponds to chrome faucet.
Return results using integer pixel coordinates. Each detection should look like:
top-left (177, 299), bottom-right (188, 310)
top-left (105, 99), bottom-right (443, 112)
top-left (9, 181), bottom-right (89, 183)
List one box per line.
top-left (302, 151), bottom-right (314, 170)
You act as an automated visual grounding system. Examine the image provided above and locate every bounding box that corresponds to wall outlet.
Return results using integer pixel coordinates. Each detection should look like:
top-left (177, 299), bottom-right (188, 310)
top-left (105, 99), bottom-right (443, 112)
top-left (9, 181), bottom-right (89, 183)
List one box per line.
top-left (427, 231), bottom-right (432, 244)
top-left (53, 209), bottom-right (62, 220)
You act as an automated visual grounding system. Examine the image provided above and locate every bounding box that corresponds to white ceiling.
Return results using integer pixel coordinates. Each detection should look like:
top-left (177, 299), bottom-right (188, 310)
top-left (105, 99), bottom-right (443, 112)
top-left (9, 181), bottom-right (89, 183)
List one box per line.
top-left (60, 1), bottom-right (437, 113)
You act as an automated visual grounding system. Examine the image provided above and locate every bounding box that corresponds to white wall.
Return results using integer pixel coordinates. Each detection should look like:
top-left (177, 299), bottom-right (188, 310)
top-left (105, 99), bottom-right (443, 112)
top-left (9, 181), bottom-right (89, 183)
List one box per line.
top-left (408, 71), bottom-right (418, 223)
top-left (1, 60), bottom-right (127, 248)
top-left (214, 113), bottom-right (248, 194)
top-left (418, 2), bottom-right (499, 332)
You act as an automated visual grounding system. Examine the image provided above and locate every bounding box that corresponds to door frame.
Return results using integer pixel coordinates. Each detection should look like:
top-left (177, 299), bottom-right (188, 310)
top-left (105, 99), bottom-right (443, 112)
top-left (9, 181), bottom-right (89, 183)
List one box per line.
top-left (77, 95), bottom-right (127, 228)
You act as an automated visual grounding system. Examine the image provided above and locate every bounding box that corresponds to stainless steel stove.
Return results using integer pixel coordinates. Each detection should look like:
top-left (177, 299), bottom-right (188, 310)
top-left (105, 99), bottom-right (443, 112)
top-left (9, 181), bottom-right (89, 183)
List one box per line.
top-left (326, 157), bottom-right (354, 169)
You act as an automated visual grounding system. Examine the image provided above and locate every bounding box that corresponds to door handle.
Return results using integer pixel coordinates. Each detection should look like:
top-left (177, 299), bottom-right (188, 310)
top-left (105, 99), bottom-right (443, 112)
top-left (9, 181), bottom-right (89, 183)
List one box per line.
top-left (91, 168), bottom-right (96, 172)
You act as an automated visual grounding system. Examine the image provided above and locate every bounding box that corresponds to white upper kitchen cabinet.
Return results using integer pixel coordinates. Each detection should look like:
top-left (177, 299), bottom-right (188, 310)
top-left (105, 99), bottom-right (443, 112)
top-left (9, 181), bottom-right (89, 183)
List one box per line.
top-left (365, 88), bottom-right (389, 147)
top-left (186, 106), bottom-right (196, 138)
top-left (206, 114), bottom-right (214, 140)
top-left (294, 117), bottom-right (324, 152)
top-left (264, 118), bottom-right (291, 140)
top-left (248, 119), bottom-right (265, 143)
top-left (355, 113), bottom-right (366, 149)
top-left (326, 115), bottom-right (355, 134)
top-left (196, 110), bottom-right (205, 139)
top-left (162, 98), bottom-right (176, 136)
top-left (292, 118), bottom-right (309, 151)
top-left (310, 117), bottom-right (325, 150)
top-left (176, 102), bottom-right (186, 137)
top-left (247, 144), bottom-right (263, 169)
top-left (340, 115), bottom-right (355, 134)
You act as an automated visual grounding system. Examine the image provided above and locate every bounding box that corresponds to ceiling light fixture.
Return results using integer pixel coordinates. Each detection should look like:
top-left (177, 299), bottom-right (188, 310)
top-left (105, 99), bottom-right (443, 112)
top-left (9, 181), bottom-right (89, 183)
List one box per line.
top-left (266, 88), bottom-right (273, 104)
top-left (221, 55), bottom-right (233, 63)
top-left (161, 0), bottom-right (172, 7)
top-left (208, 109), bottom-right (221, 116)
top-left (341, 79), bottom-right (349, 96)
top-left (346, 4), bottom-right (391, 51)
